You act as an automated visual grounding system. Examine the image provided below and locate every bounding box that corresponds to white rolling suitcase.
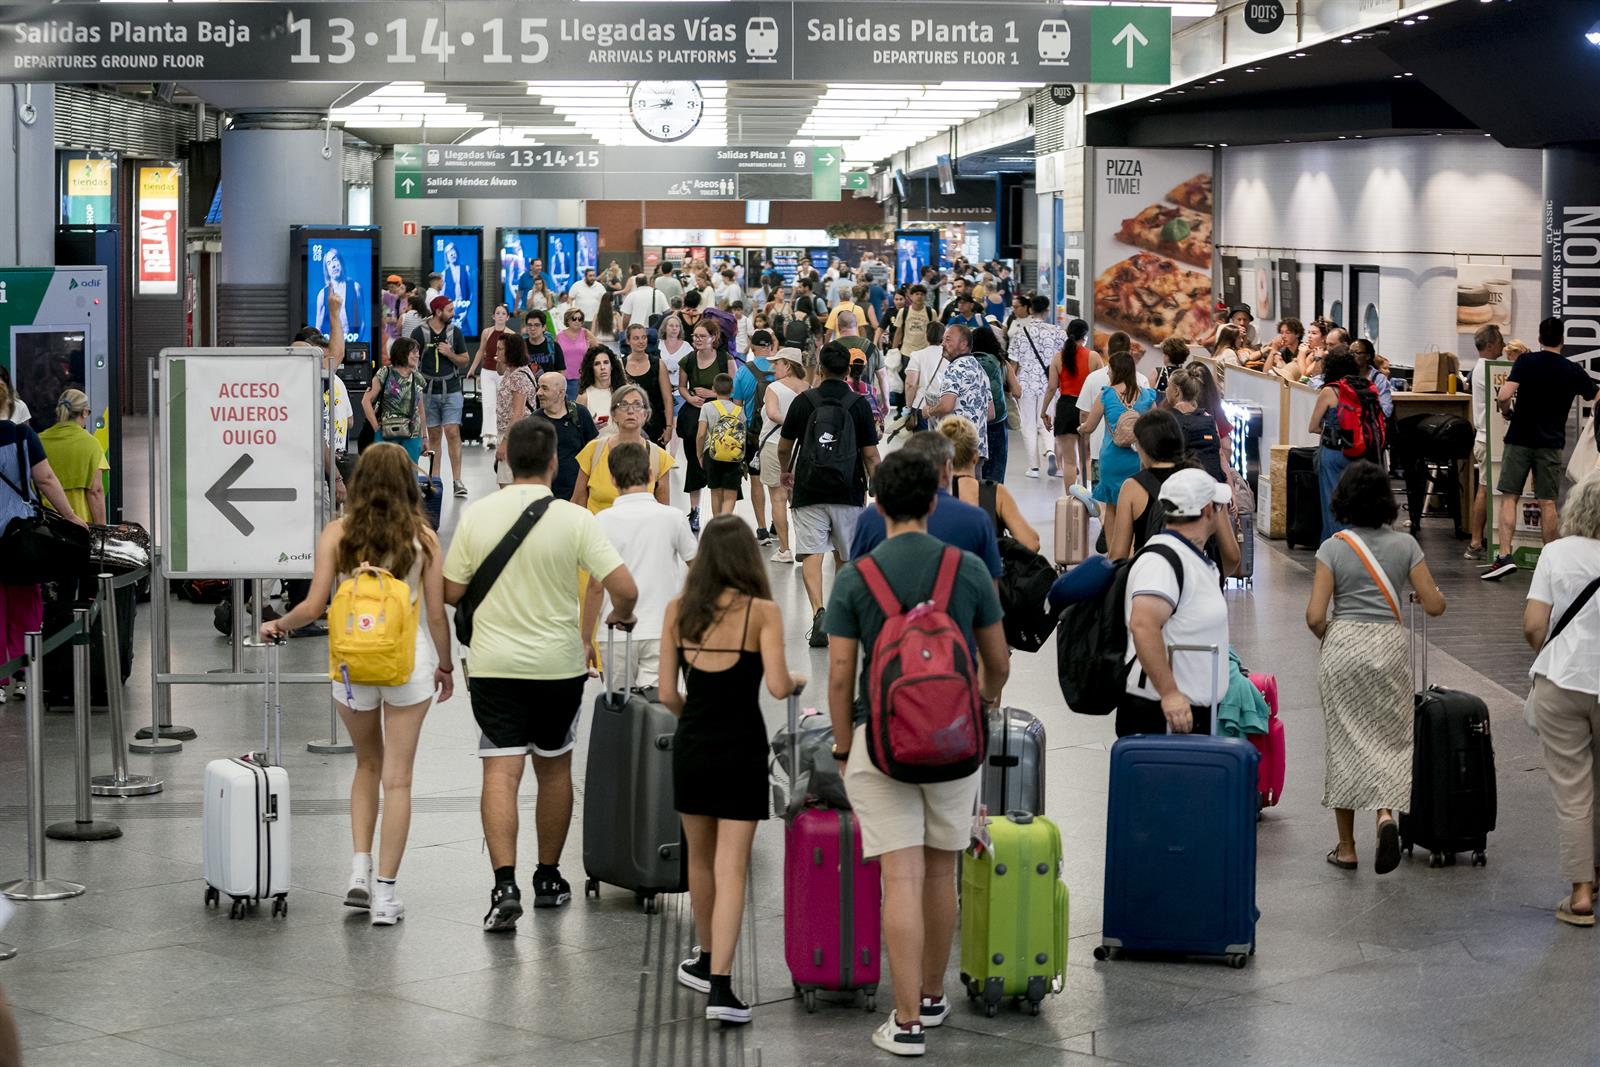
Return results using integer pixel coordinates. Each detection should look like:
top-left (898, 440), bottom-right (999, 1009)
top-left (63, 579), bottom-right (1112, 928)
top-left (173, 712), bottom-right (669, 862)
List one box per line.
top-left (203, 637), bottom-right (291, 919)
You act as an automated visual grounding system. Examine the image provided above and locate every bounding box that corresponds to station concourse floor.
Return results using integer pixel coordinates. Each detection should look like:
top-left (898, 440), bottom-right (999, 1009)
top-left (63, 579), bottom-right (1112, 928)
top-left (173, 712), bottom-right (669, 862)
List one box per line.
top-left (0, 425), bottom-right (1590, 1067)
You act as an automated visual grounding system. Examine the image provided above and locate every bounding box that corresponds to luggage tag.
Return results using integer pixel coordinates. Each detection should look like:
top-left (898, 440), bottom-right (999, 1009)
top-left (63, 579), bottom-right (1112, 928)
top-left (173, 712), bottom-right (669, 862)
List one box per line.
top-left (969, 802), bottom-right (993, 858)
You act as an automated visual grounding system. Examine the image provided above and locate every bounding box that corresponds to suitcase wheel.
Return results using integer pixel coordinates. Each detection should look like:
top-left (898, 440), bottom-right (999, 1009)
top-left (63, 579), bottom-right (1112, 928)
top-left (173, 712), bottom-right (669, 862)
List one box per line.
top-left (272, 894), bottom-right (288, 918)
top-left (585, 877), bottom-right (599, 898)
top-left (864, 992), bottom-right (877, 1013)
top-left (984, 1003), bottom-right (999, 1018)
top-left (228, 898), bottom-right (244, 920)
top-left (204, 886), bottom-right (219, 908)
top-left (637, 893), bottom-right (658, 915)
top-left (1472, 851), bottom-right (1487, 867)
top-left (1092, 946), bottom-right (1112, 962)
top-left (1029, 1001), bottom-right (1041, 1017)
top-left (802, 989), bottom-right (817, 1014)
top-left (1226, 954), bottom-right (1249, 970)
top-left (1428, 851), bottom-right (1453, 869)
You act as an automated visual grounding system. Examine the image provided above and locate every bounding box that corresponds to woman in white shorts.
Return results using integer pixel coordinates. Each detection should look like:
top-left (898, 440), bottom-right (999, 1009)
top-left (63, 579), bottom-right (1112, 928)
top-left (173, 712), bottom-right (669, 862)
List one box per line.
top-left (759, 348), bottom-right (807, 563)
top-left (261, 443), bottom-right (454, 927)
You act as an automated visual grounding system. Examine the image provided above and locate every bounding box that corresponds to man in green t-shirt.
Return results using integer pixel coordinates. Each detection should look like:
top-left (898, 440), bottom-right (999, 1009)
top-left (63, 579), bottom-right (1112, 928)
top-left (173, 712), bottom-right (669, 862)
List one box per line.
top-left (822, 449), bottom-right (1008, 1056)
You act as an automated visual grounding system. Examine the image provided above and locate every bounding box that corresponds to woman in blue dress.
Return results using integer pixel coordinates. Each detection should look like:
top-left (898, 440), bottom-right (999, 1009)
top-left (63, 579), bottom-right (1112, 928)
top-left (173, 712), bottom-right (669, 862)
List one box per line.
top-left (1078, 349), bottom-right (1158, 540)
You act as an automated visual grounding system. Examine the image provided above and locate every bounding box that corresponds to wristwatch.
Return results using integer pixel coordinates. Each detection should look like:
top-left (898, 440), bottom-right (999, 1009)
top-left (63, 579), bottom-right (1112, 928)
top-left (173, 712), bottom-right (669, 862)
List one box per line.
top-left (831, 745), bottom-right (850, 762)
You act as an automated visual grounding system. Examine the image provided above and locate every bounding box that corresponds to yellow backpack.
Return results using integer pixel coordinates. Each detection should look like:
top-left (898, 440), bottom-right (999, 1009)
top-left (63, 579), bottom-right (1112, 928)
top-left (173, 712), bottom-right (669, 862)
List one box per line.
top-left (708, 399), bottom-right (745, 463)
top-left (328, 564), bottom-right (418, 687)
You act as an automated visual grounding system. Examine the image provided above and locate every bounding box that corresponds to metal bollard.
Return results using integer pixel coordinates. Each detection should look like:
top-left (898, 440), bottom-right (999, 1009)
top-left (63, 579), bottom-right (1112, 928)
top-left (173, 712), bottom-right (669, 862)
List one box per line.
top-left (0, 632), bottom-right (87, 901)
top-left (0, 943), bottom-right (14, 961)
top-left (131, 547), bottom-right (183, 753)
top-left (90, 574), bottom-right (161, 796)
top-left (307, 696), bottom-right (354, 754)
top-left (46, 608), bottom-right (121, 842)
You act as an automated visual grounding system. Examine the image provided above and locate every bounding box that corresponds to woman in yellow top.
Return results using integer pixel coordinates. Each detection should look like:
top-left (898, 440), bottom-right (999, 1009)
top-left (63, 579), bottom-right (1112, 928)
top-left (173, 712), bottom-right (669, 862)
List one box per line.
top-left (572, 383), bottom-right (676, 514)
top-left (37, 389), bottom-right (107, 524)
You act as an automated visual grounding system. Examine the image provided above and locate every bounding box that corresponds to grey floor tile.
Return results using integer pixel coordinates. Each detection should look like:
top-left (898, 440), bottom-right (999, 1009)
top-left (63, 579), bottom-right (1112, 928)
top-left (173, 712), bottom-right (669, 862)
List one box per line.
top-left (19, 1034), bottom-right (215, 1067)
top-left (9, 1005), bottom-right (106, 1050)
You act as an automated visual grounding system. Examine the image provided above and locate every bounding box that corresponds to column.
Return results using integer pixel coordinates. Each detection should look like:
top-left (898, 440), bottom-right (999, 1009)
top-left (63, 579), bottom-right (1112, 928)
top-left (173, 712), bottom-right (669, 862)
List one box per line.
top-left (0, 83), bottom-right (56, 267)
top-left (1542, 144), bottom-right (1600, 384)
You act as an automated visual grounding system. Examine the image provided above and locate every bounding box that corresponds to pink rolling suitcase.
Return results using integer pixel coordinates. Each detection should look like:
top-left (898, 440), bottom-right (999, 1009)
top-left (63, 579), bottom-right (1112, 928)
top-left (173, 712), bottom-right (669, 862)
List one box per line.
top-left (779, 693), bottom-right (881, 1013)
top-left (1248, 672), bottom-right (1285, 810)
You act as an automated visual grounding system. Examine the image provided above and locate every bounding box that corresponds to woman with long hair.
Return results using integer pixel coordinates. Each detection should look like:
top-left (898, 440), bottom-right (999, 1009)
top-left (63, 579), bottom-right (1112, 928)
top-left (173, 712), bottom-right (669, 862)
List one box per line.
top-left (363, 337), bottom-right (427, 463)
top-left (657, 312), bottom-right (691, 413)
top-left (676, 320), bottom-right (734, 533)
top-left (1306, 461), bottom-right (1444, 875)
top-left (593, 290), bottom-right (619, 354)
top-left (493, 332), bottom-right (536, 488)
top-left (662, 517), bottom-right (803, 1025)
top-left (37, 388), bottom-right (107, 524)
top-left (261, 443), bottom-right (454, 926)
top-left (314, 247), bottom-right (365, 342)
top-left (0, 375), bottom-right (84, 702)
top-left (578, 344), bottom-right (619, 440)
top-left (469, 304), bottom-right (515, 450)
top-left (1079, 348), bottom-right (1158, 539)
top-left (524, 275), bottom-right (552, 315)
top-left (573, 382), bottom-right (677, 514)
top-left (1308, 346), bottom-right (1362, 543)
top-left (1044, 318), bottom-right (1101, 488)
top-left (1522, 477), bottom-right (1600, 925)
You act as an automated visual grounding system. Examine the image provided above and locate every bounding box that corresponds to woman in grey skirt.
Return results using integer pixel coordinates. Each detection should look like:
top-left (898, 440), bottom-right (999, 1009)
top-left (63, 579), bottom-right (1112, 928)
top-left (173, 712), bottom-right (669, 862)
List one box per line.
top-left (1306, 461), bottom-right (1446, 874)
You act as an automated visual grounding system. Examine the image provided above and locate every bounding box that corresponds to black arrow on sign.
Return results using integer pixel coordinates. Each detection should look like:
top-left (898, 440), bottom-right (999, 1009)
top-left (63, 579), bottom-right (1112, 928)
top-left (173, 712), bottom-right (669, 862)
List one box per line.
top-left (205, 454), bottom-right (297, 537)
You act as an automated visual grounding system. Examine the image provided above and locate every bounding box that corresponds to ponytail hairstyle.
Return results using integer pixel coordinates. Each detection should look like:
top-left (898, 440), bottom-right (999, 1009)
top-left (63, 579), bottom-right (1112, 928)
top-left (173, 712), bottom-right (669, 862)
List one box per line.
top-left (55, 388), bottom-right (90, 424)
top-left (1064, 318), bottom-right (1090, 376)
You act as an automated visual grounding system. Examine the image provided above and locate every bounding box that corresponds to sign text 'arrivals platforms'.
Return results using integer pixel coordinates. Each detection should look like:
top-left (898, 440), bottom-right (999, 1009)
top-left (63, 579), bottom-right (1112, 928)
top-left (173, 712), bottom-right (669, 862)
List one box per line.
top-left (0, 2), bottom-right (1169, 85)
top-left (395, 144), bottom-right (840, 201)
top-left (161, 350), bottom-right (322, 579)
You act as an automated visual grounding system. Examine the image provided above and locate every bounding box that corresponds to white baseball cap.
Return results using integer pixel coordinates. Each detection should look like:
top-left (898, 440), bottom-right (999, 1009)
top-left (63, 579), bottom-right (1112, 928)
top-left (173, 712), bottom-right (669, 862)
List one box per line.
top-left (1158, 468), bottom-right (1232, 519)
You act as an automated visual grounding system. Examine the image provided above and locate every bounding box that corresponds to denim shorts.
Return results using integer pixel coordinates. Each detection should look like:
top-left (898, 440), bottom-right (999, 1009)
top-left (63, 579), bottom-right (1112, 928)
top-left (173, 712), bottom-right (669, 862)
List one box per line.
top-left (424, 389), bottom-right (464, 427)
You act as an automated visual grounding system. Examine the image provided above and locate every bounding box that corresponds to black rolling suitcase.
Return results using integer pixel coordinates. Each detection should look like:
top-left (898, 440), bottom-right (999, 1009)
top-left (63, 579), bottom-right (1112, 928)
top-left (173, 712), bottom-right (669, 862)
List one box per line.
top-left (1284, 446), bottom-right (1322, 550)
top-left (460, 380), bottom-right (484, 444)
top-left (1400, 595), bottom-right (1496, 868)
top-left (42, 581), bottom-right (135, 709)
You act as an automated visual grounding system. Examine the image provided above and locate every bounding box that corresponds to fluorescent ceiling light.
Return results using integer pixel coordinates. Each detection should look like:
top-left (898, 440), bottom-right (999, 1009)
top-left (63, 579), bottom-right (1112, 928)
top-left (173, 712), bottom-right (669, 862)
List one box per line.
top-left (1059, 0), bottom-right (1215, 13)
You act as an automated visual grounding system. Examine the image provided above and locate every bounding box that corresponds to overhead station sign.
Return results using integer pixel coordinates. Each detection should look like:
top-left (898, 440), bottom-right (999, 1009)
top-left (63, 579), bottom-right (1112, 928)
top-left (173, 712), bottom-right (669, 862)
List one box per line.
top-left (0, 2), bottom-right (1169, 85)
top-left (159, 349), bottom-right (323, 580)
top-left (395, 144), bottom-right (841, 201)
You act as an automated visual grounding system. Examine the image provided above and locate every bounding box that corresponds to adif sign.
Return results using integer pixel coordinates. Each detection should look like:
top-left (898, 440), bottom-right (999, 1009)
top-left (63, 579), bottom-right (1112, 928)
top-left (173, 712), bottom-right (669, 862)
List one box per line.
top-left (137, 165), bottom-right (180, 296)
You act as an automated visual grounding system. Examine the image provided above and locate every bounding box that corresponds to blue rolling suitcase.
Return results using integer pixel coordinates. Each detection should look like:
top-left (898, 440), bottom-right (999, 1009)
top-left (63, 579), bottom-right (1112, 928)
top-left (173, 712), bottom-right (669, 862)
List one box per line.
top-left (1096, 643), bottom-right (1260, 969)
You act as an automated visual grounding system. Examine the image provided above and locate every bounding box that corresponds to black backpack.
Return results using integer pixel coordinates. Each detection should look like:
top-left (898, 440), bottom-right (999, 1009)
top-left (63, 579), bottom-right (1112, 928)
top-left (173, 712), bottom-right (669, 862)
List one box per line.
top-left (795, 392), bottom-right (859, 498)
top-left (1177, 409), bottom-right (1226, 482)
top-left (975, 481), bottom-right (1057, 653)
top-left (1055, 542), bottom-right (1184, 716)
top-left (783, 313), bottom-right (812, 349)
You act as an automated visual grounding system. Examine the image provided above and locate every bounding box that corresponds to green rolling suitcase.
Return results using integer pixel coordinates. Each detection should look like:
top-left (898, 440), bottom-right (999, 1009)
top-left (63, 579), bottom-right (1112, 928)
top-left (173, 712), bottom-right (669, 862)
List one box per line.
top-left (959, 811), bottom-right (1068, 1017)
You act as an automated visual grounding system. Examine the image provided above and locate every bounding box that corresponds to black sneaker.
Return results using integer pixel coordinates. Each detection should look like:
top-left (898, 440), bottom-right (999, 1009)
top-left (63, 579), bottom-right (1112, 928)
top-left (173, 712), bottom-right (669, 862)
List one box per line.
top-left (919, 994), bottom-right (950, 1027)
top-left (807, 607), bottom-right (828, 648)
top-left (483, 884), bottom-right (522, 933)
top-left (532, 870), bottom-right (572, 908)
top-left (706, 980), bottom-right (752, 1025)
top-left (1481, 554), bottom-right (1518, 581)
top-left (677, 949), bottom-right (712, 993)
top-left (688, 508), bottom-right (700, 534)
top-left (754, 526), bottom-right (770, 544)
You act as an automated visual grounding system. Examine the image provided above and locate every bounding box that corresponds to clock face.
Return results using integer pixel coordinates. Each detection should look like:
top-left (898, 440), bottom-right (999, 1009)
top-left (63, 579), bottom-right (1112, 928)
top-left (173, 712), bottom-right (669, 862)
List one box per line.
top-left (629, 81), bottom-right (704, 143)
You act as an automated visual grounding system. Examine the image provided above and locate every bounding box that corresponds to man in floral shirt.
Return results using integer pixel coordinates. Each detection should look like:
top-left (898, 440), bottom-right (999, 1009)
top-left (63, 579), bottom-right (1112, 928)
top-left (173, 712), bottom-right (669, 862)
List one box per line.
top-left (923, 324), bottom-right (993, 459)
top-left (1008, 295), bottom-right (1065, 478)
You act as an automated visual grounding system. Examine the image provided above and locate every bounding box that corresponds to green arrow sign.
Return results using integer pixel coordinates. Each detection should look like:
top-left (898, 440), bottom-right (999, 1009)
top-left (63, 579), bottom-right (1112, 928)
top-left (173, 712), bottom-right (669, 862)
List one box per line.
top-left (1090, 7), bottom-right (1170, 85)
top-left (395, 171), bottom-right (420, 199)
top-left (810, 147), bottom-right (841, 202)
top-left (844, 171), bottom-right (870, 192)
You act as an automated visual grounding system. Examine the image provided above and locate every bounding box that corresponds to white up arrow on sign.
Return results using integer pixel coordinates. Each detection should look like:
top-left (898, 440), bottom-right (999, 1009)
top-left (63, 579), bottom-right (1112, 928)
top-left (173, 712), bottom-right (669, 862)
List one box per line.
top-left (401, 177), bottom-right (416, 193)
top-left (1112, 22), bottom-right (1149, 67)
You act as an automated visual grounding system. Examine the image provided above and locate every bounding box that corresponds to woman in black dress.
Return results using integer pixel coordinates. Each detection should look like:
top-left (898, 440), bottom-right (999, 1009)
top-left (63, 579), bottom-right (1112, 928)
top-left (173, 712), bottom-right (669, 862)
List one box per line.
top-left (660, 517), bottom-right (803, 1026)
top-left (619, 323), bottom-right (673, 447)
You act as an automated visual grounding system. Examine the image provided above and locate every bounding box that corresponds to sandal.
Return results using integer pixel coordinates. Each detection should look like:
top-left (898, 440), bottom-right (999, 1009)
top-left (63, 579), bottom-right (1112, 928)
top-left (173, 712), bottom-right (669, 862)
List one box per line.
top-left (1557, 897), bottom-right (1596, 928)
top-left (1326, 848), bottom-right (1357, 871)
top-left (1374, 819), bottom-right (1401, 876)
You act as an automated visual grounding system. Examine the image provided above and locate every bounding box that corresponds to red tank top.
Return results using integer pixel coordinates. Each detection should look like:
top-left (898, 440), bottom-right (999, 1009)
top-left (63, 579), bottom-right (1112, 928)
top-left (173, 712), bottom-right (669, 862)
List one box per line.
top-left (1058, 345), bottom-right (1093, 397)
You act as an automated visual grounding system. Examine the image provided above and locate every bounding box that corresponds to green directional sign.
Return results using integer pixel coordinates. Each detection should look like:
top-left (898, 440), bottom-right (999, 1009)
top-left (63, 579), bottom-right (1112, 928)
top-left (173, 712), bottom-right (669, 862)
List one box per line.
top-left (395, 171), bottom-right (422, 199)
top-left (1090, 7), bottom-right (1171, 85)
top-left (844, 171), bottom-right (870, 192)
top-left (811, 148), bottom-right (841, 202)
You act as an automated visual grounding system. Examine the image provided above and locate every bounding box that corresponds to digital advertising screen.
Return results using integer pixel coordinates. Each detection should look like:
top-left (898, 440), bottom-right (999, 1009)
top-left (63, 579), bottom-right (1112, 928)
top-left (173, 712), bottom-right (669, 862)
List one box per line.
top-left (543, 230), bottom-right (577, 296)
top-left (59, 151), bottom-right (116, 225)
top-left (769, 247), bottom-right (803, 285)
top-left (306, 235), bottom-right (375, 346)
top-left (575, 229), bottom-right (599, 276)
top-left (497, 228), bottom-right (541, 312)
top-left (806, 247), bottom-right (833, 275)
top-left (895, 231), bottom-right (937, 287)
top-left (425, 227), bottom-right (482, 338)
top-left (136, 163), bottom-right (181, 296)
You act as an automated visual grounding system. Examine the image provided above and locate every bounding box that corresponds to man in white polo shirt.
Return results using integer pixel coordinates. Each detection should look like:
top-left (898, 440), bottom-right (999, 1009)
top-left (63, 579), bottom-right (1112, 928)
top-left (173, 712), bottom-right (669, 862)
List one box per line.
top-left (1120, 468), bottom-right (1232, 737)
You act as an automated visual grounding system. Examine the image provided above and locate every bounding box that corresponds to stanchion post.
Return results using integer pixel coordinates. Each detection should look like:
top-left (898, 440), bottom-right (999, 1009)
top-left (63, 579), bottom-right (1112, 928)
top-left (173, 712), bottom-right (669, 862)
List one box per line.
top-left (307, 696), bottom-right (353, 755)
top-left (131, 546), bottom-right (182, 754)
top-left (231, 579), bottom-right (246, 673)
top-left (0, 943), bottom-right (15, 961)
top-left (91, 573), bottom-right (161, 796)
top-left (47, 608), bottom-right (121, 842)
top-left (0, 632), bottom-right (86, 901)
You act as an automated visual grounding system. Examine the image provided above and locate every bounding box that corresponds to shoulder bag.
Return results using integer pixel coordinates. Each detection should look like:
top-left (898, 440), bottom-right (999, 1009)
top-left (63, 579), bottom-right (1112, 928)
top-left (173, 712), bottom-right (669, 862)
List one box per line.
top-left (0, 437), bottom-right (90, 585)
top-left (1523, 573), bottom-right (1600, 734)
top-left (453, 496), bottom-right (555, 647)
top-left (1333, 530), bottom-right (1402, 623)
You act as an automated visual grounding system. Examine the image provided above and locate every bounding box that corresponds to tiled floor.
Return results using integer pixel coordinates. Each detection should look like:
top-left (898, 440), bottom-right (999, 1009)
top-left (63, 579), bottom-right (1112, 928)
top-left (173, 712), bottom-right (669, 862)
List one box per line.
top-left (0, 428), bottom-right (1582, 1067)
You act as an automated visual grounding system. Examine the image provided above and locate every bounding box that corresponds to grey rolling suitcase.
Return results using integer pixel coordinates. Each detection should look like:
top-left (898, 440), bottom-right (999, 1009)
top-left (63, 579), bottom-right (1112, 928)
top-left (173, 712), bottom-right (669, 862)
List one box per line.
top-left (981, 706), bottom-right (1046, 817)
top-left (582, 628), bottom-right (686, 912)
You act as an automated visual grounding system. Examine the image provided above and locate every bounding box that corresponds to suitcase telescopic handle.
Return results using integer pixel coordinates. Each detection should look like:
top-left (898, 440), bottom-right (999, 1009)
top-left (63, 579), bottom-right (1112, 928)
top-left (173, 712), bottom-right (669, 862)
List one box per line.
top-left (1408, 592), bottom-right (1427, 692)
top-left (1166, 642), bottom-right (1221, 737)
top-left (603, 624), bottom-right (634, 703)
top-left (244, 635), bottom-right (286, 766)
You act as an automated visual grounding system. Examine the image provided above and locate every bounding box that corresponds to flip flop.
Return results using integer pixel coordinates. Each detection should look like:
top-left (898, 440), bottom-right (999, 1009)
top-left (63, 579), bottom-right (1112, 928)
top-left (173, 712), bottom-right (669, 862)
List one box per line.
top-left (1557, 898), bottom-right (1596, 928)
top-left (1374, 819), bottom-right (1401, 875)
top-left (1326, 848), bottom-right (1357, 871)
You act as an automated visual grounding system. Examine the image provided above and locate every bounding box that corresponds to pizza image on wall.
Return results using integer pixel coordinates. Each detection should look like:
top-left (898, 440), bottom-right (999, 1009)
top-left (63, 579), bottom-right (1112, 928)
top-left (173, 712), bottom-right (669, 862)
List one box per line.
top-left (1165, 172), bottom-right (1213, 213)
top-left (1093, 252), bottom-right (1216, 344)
top-left (1116, 204), bottom-right (1214, 269)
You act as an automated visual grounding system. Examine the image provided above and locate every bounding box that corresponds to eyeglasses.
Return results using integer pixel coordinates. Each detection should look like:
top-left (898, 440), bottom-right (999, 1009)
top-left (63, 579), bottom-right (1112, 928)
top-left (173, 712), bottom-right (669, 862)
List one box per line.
top-left (614, 400), bottom-right (648, 412)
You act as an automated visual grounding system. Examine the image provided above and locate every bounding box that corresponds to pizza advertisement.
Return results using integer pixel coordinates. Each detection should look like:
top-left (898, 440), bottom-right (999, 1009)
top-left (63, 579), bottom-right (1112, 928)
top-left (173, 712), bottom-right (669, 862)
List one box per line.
top-left (1090, 149), bottom-right (1217, 360)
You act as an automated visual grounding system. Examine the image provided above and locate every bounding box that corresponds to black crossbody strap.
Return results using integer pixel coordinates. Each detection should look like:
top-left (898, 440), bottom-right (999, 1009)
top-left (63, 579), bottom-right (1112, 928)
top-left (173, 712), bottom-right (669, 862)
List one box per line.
top-left (457, 497), bottom-right (554, 638)
top-left (1020, 323), bottom-right (1050, 377)
top-left (1547, 575), bottom-right (1600, 647)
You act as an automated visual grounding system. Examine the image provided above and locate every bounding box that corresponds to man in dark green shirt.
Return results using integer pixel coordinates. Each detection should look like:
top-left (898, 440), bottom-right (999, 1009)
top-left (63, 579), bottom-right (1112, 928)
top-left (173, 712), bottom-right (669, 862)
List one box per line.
top-left (822, 448), bottom-right (1008, 1055)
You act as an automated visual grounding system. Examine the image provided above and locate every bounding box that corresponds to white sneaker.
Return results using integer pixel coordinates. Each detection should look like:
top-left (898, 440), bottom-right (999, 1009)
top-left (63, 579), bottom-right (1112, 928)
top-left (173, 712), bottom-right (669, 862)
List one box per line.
top-left (1026, 468), bottom-right (1041, 479)
top-left (8, 681), bottom-right (24, 701)
top-left (918, 995), bottom-right (951, 1028)
top-left (771, 549), bottom-right (794, 564)
top-left (345, 855), bottom-right (372, 909)
top-left (370, 895), bottom-right (405, 926)
top-left (871, 1013), bottom-right (926, 1056)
